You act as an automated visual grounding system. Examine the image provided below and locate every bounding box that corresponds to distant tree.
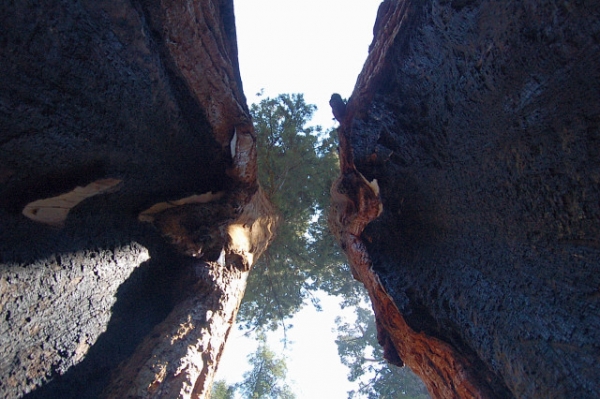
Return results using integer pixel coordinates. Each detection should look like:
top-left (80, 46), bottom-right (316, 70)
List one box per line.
top-left (235, 93), bottom-right (424, 399)
top-left (336, 305), bottom-right (430, 399)
top-left (237, 93), bottom-right (363, 335)
top-left (211, 379), bottom-right (236, 399)
top-left (235, 334), bottom-right (296, 399)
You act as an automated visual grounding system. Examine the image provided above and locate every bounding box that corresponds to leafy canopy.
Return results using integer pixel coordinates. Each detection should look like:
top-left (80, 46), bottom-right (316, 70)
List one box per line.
top-left (237, 93), bottom-right (362, 334)
top-left (211, 334), bottom-right (295, 399)
top-left (236, 334), bottom-right (296, 399)
top-left (233, 93), bottom-right (427, 399)
top-left (211, 380), bottom-right (236, 399)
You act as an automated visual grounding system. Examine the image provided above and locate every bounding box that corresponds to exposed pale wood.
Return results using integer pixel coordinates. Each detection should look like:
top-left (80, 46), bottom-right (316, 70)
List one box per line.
top-left (22, 179), bottom-right (122, 226)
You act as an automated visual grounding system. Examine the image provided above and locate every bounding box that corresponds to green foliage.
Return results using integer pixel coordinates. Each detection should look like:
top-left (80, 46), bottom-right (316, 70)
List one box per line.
top-left (231, 92), bottom-right (427, 399)
top-left (237, 93), bottom-right (363, 333)
top-left (211, 380), bottom-right (236, 399)
top-left (335, 304), bottom-right (430, 399)
top-left (235, 334), bottom-right (296, 399)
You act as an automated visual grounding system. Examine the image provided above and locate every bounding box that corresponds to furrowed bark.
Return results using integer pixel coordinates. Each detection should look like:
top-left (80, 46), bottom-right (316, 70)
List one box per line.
top-left (331, 0), bottom-right (600, 397)
top-left (0, 1), bottom-right (276, 398)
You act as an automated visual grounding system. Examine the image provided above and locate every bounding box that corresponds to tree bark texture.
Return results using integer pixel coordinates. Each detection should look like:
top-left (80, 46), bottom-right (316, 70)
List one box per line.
top-left (0, 1), bottom-right (276, 398)
top-left (331, 0), bottom-right (600, 398)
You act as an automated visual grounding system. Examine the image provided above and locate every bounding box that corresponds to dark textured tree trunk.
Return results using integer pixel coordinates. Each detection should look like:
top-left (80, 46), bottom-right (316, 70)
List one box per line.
top-left (3, 0), bottom-right (600, 398)
top-left (331, 0), bottom-right (600, 398)
top-left (0, 1), bottom-right (276, 398)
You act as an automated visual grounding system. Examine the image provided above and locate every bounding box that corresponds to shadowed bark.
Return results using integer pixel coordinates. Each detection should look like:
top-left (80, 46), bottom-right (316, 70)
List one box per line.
top-left (331, 0), bottom-right (600, 397)
top-left (0, 1), bottom-right (276, 398)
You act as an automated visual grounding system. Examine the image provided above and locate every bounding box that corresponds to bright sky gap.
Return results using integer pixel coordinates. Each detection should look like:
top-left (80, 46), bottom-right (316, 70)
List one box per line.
top-left (215, 1), bottom-right (382, 398)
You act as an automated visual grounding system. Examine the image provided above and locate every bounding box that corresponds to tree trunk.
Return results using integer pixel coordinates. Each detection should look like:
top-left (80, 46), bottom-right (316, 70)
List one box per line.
top-left (0, 1), bottom-right (276, 398)
top-left (331, 0), bottom-right (600, 398)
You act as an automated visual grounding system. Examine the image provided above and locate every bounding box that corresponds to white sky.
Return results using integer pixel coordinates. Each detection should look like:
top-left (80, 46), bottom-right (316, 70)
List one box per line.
top-left (215, 1), bottom-right (382, 398)
top-left (217, 293), bottom-right (360, 398)
top-left (235, 0), bottom-right (382, 129)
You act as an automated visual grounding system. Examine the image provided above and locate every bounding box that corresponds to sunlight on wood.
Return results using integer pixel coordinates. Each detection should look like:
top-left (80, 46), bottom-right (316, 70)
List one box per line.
top-left (22, 178), bottom-right (122, 226)
top-left (228, 188), bottom-right (279, 270)
top-left (138, 191), bottom-right (225, 223)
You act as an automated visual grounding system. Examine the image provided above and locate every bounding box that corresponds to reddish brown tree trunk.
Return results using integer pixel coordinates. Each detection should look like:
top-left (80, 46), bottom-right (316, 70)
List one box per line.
top-left (104, 190), bottom-right (276, 399)
top-left (332, 0), bottom-right (600, 397)
top-left (0, 1), bottom-right (276, 398)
